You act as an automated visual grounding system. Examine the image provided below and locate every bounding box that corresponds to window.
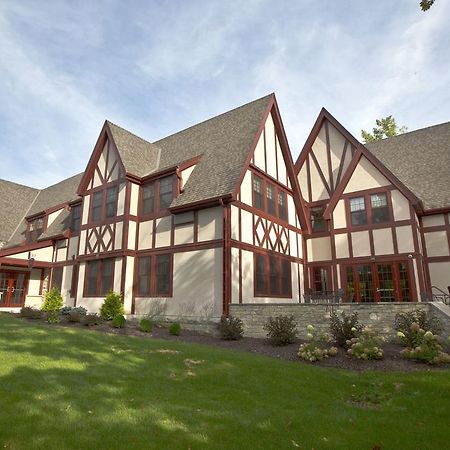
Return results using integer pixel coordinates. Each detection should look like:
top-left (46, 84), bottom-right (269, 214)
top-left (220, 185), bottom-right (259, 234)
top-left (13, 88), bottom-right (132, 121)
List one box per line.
top-left (85, 259), bottom-right (114, 296)
top-left (136, 254), bottom-right (173, 297)
top-left (71, 204), bottom-right (81, 232)
top-left (349, 196), bottom-right (367, 226)
top-left (312, 267), bottom-right (329, 293)
top-left (27, 217), bottom-right (44, 243)
top-left (253, 176), bottom-right (263, 210)
top-left (70, 264), bottom-right (79, 298)
top-left (105, 186), bottom-right (118, 218)
top-left (252, 173), bottom-right (289, 222)
top-left (140, 176), bottom-right (177, 215)
top-left (56, 239), bottom-right (67, 249)
top-left (254, 253), bottom-right (291, 297)
top-left (311, 207), bottom-right (326, 232)
top-left (91, 191), bottom-right (102, 222)
top-left (371, 193), bottom-right (389, 223)
top-left (51, 267), bottom-right (63, 291)
top-left (142, 184), bottom-right (155, 215)
top-left (266, 184), bottom-right (276, 216)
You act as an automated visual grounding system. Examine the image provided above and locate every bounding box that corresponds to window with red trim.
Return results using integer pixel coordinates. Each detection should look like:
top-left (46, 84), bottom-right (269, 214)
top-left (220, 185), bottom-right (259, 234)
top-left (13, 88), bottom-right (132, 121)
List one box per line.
top-left (70, 204), bottom-right (82, 232)
top-left (310, 206), bottom-right (327, 232)
top-left (311, 267), bottom-right (330, 293)
top-left (27, 216), bottom-right (45, 243)
top-left (51, 266), bottom-right (63, 291)
top-left (251, 173), bottom-right (289, 222)
top-left (348, 191), bottom-right (391, 227)
top-left (140, 175), bottom-right (177, 216)
top-left (85, 258), bottom-right (114, 296)
top-left (136, 254), bottom-right (173, 297)
top-left (254, 253), bottom-right (291, 297)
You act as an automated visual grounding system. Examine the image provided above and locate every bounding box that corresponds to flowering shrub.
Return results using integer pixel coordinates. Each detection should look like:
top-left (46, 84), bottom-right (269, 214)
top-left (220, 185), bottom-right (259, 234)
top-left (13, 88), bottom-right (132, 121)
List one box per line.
top-left (394, 310), bottom-right (442, 347)
top-left (264, 315), bottom-right (298, 346)
top-left (347, 328), bottom-right (384, 360)
top-left (401, 331), bottom-right (450, 364)
top-left (298, 325), bottom-right (338, 362)
top-left (329, 311), bottom-right (363, 348)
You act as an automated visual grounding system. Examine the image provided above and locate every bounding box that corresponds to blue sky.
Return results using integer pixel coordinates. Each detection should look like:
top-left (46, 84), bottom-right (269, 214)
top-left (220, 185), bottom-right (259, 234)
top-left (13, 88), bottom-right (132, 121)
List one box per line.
top-left (1, 0), bottom-right (449, 188)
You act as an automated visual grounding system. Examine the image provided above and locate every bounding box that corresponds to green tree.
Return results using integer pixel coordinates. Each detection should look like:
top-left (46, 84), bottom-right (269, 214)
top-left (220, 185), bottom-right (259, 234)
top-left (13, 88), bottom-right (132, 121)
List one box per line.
top-left (420, 0), bottom-right (435, 11)
top-left (361, 116), bottom-right (408, 143)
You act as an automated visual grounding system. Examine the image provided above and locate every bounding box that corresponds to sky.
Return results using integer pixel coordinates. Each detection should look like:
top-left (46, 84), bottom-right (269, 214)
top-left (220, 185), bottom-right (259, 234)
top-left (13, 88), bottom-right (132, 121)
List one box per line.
top-left (0, 0), bottom-right (449, 189)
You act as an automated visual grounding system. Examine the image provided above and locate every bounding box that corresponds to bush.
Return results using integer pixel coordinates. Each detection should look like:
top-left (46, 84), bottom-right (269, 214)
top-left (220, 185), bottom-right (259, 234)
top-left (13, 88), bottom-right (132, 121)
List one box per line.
top-left (47, 311), bottom-right (59, 324)
top-left (218, 316), bottom-right (244, 340)
top-left (139, 318), bottom-right (153, 333)
top-left (112, 315), bottom-right (126, 328)
top-left (100, 291), bottom-right (124, 320)
top-left (169, 322), bottom-right (181, 336)
top-left (41, 288), bottom-right (63, 312)
top-left (20, 306), bottom-right (41, 319)
top-left (394, 309), bottom-right (442, 347)
top-left (263, 315), bottom-right (297, 346)
top-left (298, 325), bottom-right (338, 362)
top-left (60, 306), bottom-right (87, 316)
top-left (68, 311), bottom-right (83, 323)
top-left (401, 331), bottom-right (450, 364)
top-left (329, 311), bottom-right (363, 348)
top-left (347, 328), bottom-right (384, 360)
top-left (83, 314), bottom-right (101, 327)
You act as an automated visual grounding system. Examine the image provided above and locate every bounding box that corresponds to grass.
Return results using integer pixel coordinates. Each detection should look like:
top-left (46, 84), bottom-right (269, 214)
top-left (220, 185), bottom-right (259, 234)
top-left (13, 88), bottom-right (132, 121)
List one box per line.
top-left (0, 313), bottom-right (449, 450)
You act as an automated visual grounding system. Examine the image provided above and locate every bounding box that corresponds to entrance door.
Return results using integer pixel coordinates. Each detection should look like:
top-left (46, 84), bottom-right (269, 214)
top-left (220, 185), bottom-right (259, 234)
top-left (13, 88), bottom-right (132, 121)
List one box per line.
top-left (0, 272), bottom-right (28, 307)
top-left (376, 264), bottom-right (396, 302)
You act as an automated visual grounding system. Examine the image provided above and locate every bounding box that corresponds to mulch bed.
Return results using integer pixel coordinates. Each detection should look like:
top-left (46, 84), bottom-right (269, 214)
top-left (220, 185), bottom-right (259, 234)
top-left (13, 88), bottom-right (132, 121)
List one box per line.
top-left (18, 314), bottom-right (450, 372)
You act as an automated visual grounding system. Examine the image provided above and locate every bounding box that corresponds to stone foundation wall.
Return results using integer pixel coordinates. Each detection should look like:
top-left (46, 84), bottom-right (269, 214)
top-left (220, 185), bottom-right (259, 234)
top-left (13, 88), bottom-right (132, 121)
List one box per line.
top-left (229, 303), bottom-right (450, 339)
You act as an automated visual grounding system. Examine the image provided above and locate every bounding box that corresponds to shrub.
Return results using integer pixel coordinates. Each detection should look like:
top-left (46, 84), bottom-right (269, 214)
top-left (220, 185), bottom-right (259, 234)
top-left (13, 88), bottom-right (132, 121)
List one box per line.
top-left (47, 311), bottom-right (59, 324)
top-left (20, 306), bottom-right (41, 319)
top-left (218, 316), bottom-right (244, 340)
top-left (394, 309), bottom-right (442, 347)
top-left (60, 306), bottom-right (87, 316)
top-left (169, 322), bottom-right (181, 336)
top-left (112, 315), bottom-right (126, 328)
top-left (100, 291), bottom-right (124, 320)
top-left (329, 311), bottom-right (363, 348)
top-left (68, 311), bottom-right (83, 323)
top-left (347, 328), bottom-right (384, 360)
top-left (139, 318), bottom-right (153, 333)
top-left (263, 315), bottom-right (297, 346)
top-left (41, 288), bottom-right (63, 312)
top-left (298, 325), bottom-right (338, 362)
top-left (83, 314), bottom-right (101, 327)
top-left (401, 331), bottom-right (450, 365)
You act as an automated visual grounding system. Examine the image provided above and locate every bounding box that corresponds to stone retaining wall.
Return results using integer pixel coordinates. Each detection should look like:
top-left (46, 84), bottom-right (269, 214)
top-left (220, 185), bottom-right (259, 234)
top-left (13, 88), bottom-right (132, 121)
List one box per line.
top-left (229, 303), bottom-right (450, 338)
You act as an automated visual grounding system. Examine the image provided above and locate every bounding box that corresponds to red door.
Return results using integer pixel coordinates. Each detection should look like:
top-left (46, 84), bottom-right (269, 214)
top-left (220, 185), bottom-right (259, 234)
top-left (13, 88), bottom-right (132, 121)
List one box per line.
top-left (0, 272), bottom-right (28, 307)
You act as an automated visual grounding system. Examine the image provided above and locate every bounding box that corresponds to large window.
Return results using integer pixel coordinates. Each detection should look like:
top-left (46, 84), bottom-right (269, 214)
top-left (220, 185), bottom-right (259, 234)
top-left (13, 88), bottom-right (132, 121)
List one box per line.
top-left (254, 253), bottom-right (291, 297)
top-left (252, 173), bottom-right (289, 222)
top-left (90, 187), bottom-right (119, 222)
top-left (136, 254), bottom-right (172, 297)
top-left (91, 191), bottom-right (103, 222)
top-left (51, 267), bottom-right (63, 292)
top-left (348, 191), bottom-right (391, 227)
top-left (27, 216), bottom-right (45, 243)
top-left (85, 258), bottom-right (114, 296)
top-left (105, 186), bottom-right (118, 218)
top-left (310, 206), bottom-right (327, 232)
top-left (140, 176), bottom-right (177, 216)
top-left (311, 267), bottom-right (329, 293)
top-left (70, 204), bottom-right (82, 232)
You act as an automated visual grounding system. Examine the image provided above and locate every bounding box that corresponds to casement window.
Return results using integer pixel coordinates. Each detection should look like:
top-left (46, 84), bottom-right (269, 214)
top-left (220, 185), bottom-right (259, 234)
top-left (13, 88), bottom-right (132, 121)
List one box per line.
top-left (90, 186), bottom-right (119, 222)
top-left (310, 206), bottom-right (327, 232)
top-left (91, 191), bottom-right (103, 222)
top-left (136, 254), bottom-right (173, 297)
top-left (70, 204), bottom-right (82, 232)
top-left (27, 217), bottom-right (45, 243)
top-left (254, 253), bottom-right (291, 297)
top-left (252, 173), bottom-right (289, 222)
top-left (70, 264), bottom-right (79, 298)
top-left (311, 267), bottom-right (330, 293)
top-left (105, 186), bottom-right (118, 218)
top-left (349, 192), bottom-right (391, 227)
top-left (140, 175), bottom-right (177, 216)
top-left (51, 266), bottom-right (63, 292)
top-left (349, 196), bottom-right (367, 226)
top-left (370, 193), bottom-right (389, 224)
top-left (85, 258), bottom-right (114, 296)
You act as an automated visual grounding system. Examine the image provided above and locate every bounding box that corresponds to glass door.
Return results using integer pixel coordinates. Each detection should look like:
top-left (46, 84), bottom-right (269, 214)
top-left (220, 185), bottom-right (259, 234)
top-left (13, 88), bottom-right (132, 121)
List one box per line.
top-left (0, 272), bottom-right (28, 307)
top-left (357, 265), bottom-right (375, 302)
top-left (0, 273), bottom-right (9, 306)
top-left (376, 264), bottom-right (396, 302)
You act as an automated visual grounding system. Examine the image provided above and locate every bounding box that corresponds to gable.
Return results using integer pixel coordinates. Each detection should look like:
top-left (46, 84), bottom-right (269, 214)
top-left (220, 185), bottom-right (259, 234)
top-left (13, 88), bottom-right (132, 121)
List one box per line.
top-left (343, 155), bottom-right (390, 193)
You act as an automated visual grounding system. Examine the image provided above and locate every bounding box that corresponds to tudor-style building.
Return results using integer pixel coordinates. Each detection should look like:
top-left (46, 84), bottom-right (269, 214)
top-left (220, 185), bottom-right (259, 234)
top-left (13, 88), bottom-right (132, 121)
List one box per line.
top-left (0, 94), bottom-right (448, 316)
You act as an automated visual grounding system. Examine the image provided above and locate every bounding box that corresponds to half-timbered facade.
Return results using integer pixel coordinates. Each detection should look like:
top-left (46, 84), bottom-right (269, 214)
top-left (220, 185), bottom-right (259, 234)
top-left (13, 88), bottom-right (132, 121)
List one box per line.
top-left (0, 95), bottom-right (449, 317)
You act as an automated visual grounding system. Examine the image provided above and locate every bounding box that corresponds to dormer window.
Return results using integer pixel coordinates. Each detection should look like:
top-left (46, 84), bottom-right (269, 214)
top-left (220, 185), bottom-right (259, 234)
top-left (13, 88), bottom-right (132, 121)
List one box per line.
top-left (370, 193), bottom-right (389, 223)
top-left (27, 217), bottom-right (44, 243)
top-left (159, 176), bottom-right (174, 209)
top-left (140, 175), bottom-right (177, 216)
top-left (70, 204), bottom-right (81, 232)
top-left (105, 186), bottom-right (118, 218)
top-left (311, 206), bottom-right (327, 232)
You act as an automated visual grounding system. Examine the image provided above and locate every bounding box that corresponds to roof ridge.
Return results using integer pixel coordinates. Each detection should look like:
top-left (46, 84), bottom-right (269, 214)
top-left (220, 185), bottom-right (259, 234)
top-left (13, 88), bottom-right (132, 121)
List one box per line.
top-left (153, 93), bottom-right (274, 145)
top-left (106, 120), bottom-right (158, 147)
top-left (0, 178), bottom-right (39, 191)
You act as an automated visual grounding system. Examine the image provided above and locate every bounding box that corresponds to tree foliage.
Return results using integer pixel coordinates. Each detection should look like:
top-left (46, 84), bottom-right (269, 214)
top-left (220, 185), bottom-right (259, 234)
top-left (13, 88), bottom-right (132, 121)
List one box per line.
top-left (361, 116), bottom-right (407, 143)
top-left (420, 0), bottom-right (435, 11)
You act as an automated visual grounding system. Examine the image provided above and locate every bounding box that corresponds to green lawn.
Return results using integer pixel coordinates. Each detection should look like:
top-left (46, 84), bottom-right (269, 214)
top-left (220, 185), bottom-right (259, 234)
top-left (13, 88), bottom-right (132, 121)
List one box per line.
top-left (0, 314), bottom-right (449, 450)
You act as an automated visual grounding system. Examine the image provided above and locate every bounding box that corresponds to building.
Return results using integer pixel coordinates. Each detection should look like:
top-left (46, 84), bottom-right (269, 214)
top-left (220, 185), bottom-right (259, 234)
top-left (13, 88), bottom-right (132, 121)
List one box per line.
top-left (0, 94), bottom-right (449, 317)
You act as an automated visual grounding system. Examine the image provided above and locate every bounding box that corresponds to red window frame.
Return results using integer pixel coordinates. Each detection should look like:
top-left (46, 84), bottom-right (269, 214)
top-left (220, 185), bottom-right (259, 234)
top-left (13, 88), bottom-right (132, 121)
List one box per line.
top-left (346, 190), bottom-right (392, 229)
top-left (135, 254), bottom-right (173, 297)
top-left (84, 258), bottom-right (114, 297)
top-left (310, 266), bottom-right (331, 293)
top-left (254, 252), bottom-right (292, 298)
top-left (70, 204), bottom-right (82, 232)
top-left (139, 175), bottom-right (178, 218)
top-left (251, 173), bottom-right (289, 223)
top-left (26, 216), bottom-right (46, 243)
top-left (89, 184), bottom-right (120, 223)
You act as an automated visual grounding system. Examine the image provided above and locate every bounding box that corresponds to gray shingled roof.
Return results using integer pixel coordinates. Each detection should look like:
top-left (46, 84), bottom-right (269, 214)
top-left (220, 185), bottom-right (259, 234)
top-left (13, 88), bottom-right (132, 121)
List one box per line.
top-left (39, 208), bottom-right (71, 241)
top-left (366, 121), bottom-right (450, 210)
top-left (106, 121), bottom-right (161, 177)
top-left (0, 179), bottom-right (39, 243)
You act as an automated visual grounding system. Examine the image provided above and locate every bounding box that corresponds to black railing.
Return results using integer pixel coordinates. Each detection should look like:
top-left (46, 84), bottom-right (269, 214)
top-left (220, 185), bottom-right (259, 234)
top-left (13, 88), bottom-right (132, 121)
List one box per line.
top-left (303, 289), bottom-right (344, 304)
top-left (421, 287), bottom-right (450, 305)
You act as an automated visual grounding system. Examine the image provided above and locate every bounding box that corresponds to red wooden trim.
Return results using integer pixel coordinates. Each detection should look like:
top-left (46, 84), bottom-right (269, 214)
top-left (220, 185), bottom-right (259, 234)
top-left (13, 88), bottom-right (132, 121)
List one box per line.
top-left (422, 207), bottom-right (450, 215)
top-left (306, 156), bottom-right (312, 203)
top-left (309, 148), bottom-right (331, 196)
top-left (0, 239), bottom-right (54, 257)
top-left (253, 251), bottom-right (292, 298)
top-left (238, 248), bottom-right (242, 304)
top-left (324, 121), bottom-right (334, 192)
top-left (0, 257), bottom-right (52, 268)
top-left (335, 140), bottom-right (349, 187)
top-left (169, 194), bottom-right (233, 214)
top-left (223, 205), bottom-right (232, 315)
top-left (230, 239), bottom-right (304, 264)
top-left (249, 164), bottom-right (293, 193)
top-left (308, 264), bottom-right (332, 293)
top-left (83, 257), bottom-right (115, 297)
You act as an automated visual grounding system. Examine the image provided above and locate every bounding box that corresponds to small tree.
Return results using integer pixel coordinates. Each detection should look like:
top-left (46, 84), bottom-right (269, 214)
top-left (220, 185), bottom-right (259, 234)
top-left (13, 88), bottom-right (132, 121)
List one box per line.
top-left (41, 288), bottom-right (63, 312)
top-left (361, 116), bottom-right (407, 143)
top-left (100, 291), bottom-right (124, 320)
top-left (420, 0), bottom-right (435, 11)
